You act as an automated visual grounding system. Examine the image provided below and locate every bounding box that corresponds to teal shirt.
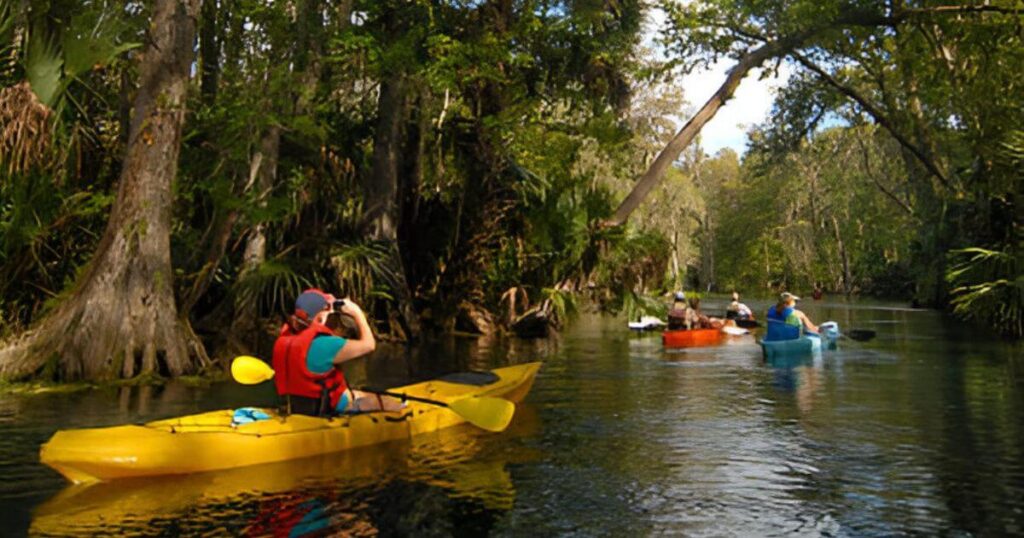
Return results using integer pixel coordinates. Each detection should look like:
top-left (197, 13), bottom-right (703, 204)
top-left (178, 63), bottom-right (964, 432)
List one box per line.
top-left (306, 335), bottom-right (348, 374)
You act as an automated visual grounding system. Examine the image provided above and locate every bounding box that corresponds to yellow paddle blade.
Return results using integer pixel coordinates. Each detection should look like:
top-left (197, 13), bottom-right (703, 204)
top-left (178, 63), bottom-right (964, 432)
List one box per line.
top-left (231, 355), bottom-right (275, 385)
top-left (448, 397), bottom-right (516, 433)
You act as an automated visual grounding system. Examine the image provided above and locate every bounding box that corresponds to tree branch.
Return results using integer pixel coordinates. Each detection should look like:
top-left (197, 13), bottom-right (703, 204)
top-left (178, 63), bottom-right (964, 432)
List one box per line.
top-left (854, 134), bottom-right (915, 215)
top-left (790, 51), bottom-right (952, 190)
top-left (899, 5), bottom-right (1024, 17)
top-left (606, 34), bottom-right (811, 226)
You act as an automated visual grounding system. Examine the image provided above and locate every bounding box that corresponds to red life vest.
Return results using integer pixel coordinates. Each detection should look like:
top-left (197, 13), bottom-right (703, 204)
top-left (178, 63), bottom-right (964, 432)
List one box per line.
top-left (271, 321), bottom-right (348, 410)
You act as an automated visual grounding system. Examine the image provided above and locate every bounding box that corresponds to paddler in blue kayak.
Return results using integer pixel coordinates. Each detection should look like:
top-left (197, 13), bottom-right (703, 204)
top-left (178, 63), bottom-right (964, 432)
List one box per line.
top-left (765, 292), bottom-right (819, 340)
top-left (271, 289), bottom-right (403, 416)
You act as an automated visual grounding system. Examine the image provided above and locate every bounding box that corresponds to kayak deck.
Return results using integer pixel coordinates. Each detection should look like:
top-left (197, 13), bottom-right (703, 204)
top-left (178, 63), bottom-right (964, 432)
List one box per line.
top-left (40, 362), bottom-right (541, 483)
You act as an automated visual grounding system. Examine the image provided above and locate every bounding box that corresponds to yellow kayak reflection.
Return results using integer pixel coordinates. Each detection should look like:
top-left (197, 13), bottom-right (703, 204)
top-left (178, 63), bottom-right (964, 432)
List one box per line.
top-left (32, 404), bottom-right (541, 535)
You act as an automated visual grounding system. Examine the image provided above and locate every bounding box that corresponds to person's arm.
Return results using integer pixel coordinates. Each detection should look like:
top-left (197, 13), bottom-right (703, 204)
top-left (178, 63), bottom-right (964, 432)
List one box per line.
top-left (332, 300), bottom-right (376, 365)
top-left (796, 310), bottom-right (818, 333)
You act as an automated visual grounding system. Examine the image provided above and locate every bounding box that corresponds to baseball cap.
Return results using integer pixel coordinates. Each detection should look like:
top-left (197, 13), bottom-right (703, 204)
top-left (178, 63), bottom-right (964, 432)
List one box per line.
top-left (780, 292), bottom-right (800, 302)
top-left (295, 288), bottom-right (335, 320)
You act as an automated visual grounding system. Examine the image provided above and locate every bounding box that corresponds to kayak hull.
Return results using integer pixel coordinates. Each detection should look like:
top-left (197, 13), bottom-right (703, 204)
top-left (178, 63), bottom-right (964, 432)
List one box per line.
top-left (40, 362), bottom-right (541, 483)
top-left (759, 334), bottom-right (836, 360)
top-left (662, 328), bottom-right (722, 348)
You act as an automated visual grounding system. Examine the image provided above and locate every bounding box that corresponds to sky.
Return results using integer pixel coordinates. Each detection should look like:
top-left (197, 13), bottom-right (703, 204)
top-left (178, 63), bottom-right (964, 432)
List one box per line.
top-left (645, 7), bottom-right (792, 156)
top-left (679, 62), bottom-right (792, 156)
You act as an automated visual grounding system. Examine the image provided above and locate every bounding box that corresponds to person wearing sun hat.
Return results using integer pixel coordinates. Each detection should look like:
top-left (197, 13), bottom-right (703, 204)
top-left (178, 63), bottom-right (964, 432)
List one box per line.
top-left (764, 291), bottom-right (819, 341)
top-left (667, 291), bottom-right (691, 330)
top-left (271, 289), bottom-right (402, 416)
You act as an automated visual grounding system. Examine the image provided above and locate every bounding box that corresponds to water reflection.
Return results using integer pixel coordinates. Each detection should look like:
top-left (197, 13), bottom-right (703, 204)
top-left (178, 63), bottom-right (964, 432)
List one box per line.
top-left (766, 355), bottom-right (824, 414)
top-left (4, 303), bottom-right (1024, 536)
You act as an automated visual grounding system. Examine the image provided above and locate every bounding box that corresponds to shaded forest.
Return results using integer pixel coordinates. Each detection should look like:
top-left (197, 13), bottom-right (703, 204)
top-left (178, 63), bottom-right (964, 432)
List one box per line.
top-left (0, 0), bottom-right (1020, 381)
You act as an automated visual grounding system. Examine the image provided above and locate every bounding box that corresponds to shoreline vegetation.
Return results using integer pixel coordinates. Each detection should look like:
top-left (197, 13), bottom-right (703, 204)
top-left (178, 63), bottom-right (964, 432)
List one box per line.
top-left (0, 1), bottom-right (1020, 383)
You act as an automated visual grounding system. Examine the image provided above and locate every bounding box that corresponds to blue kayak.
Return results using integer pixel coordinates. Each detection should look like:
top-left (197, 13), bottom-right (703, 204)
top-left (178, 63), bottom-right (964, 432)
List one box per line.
top-left (760, 322), bottom-right (838, 360)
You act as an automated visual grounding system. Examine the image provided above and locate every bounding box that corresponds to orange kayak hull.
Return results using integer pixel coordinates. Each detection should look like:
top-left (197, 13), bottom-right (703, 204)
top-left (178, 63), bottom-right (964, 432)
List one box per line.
top-left (662, 328), bottom-right (722, 348)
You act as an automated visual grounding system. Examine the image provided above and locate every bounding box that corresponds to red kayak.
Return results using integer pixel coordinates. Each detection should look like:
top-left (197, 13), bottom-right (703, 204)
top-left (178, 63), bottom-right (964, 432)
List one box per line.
top-left (662, 328), bottom-right (722, 348)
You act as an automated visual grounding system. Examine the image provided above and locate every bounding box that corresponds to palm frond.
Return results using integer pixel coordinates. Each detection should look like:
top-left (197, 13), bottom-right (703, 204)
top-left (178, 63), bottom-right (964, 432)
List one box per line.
top-left (235, 259), bottom-right (313, 317)
top-left (946, 247), bottom-right (1022, 338)
top-left (24, 29), bottom-right (62, 107)
top-left (330, 240), bottom-right (398, 303)
top-left (540, 286), bottom-right (578, 325)
top-left (622, 290), bottom-right (667, 321)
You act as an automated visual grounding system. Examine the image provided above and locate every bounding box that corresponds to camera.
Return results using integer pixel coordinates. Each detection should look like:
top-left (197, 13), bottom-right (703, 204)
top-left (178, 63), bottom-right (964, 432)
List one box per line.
top-left (332, 299), bottom-right (346, 312)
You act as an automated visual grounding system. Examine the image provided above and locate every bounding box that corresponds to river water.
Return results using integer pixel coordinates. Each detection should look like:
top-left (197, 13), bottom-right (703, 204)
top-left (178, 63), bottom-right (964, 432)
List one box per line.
top-left (1, 299), bottom-right (1022, 536)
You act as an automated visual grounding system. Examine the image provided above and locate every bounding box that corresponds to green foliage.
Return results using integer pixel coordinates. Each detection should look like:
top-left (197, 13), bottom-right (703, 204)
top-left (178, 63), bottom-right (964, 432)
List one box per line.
top-left (947, 248), bottom-right (1022, 338)
top-left (4, 0), bottom-right (1020, 351)
top-left (540, 286), bottom-right (578, 326)
top-left (234, 259), bottom-right (313, 320)
top-left (331, 241), bottom-right (398, 303)
top-left (620, 290), bottom-right (668, 322)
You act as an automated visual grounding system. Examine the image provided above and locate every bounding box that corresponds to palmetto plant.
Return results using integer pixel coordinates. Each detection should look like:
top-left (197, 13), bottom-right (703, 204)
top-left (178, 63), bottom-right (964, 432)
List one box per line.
top-left (234, 259), bottom-right (313, 320)
top-left (946, 247), bottom-right (1022, 338)
top-left (0, 1), bottom-right (137, 174)
top-left (330, 240), bottom-right (397, 304)
top-left (944, 130), bottom-right (1023, 339)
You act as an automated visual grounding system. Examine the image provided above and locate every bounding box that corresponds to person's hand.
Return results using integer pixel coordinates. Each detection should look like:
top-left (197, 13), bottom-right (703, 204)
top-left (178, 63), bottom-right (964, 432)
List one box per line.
top-left (339, 298), bottom-right (364, 318)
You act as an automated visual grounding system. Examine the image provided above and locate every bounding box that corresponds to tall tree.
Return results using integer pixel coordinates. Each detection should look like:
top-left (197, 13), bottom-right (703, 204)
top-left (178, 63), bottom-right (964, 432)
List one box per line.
top-left (0, 0), bottom-right (207, 380)
top-left (607, 2), bottom-right (1020, 227)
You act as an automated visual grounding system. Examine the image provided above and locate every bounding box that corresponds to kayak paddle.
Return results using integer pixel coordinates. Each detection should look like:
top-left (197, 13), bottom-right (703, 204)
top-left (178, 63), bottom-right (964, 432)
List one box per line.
top-left (230, 356), bottom-right (516, 432)
top-left (844, 329), bottom-right (876, 342)
top-left (734, 319), bottom-right (760, 329)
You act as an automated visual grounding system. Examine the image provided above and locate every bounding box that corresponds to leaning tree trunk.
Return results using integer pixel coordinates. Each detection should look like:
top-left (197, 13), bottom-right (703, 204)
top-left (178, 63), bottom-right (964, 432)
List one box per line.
top-left (606, 39), bottom-right (796, 226)
top-left (0, 0), bottom-right (208, 381)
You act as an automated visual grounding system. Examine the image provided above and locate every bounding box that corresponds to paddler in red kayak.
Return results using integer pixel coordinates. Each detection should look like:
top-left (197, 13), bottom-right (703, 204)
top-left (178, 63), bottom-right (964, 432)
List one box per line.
top-left (667, 292), bottom-right (695, 330)
top-left (271, 289), bottom-right (403, 416)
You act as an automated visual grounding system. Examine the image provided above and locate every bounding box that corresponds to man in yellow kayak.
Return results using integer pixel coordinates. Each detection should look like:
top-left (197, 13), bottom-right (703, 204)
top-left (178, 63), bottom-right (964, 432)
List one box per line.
top-left (271, 289), bottom-right (403, 416)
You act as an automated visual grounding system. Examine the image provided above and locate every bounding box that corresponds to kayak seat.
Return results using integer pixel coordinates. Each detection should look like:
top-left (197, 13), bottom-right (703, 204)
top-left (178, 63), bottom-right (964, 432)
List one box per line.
top-left (438, 371), bottom-right (500, 386)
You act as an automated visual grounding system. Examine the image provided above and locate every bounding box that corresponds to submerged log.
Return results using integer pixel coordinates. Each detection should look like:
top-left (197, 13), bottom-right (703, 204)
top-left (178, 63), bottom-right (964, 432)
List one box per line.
top-left (511, 307), bottom-right (552, 339)
top-left (455, 301), bottom-right (498, 336)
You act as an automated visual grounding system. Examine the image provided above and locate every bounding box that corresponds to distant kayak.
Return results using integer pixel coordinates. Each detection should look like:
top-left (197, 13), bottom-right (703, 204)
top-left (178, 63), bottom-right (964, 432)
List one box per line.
top-left (760, 322), bottom-right (839, 359)
top-left (663, 328), bottom-right (722, 348)
top-left (629, 316), bottom-right (666, 331)
top-left (721, 326), bottom-right (749, 336)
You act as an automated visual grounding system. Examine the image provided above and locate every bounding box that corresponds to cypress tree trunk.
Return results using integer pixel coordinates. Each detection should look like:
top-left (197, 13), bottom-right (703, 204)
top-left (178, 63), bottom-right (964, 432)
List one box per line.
top-left (227, 126), bottom-right (280, 349)
top-left (0, 0), bottom-right (208, 381)
top-left (365, 73), bottom-right (421, 339)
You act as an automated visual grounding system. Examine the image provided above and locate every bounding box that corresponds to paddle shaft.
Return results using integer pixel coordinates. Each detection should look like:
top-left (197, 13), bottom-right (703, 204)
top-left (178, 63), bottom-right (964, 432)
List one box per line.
top-left (359, 387), bottom-right (452, 408)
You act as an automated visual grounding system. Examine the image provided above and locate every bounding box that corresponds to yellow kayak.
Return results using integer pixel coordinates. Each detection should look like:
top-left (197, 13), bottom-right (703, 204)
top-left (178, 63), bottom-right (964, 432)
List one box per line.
top-left (40, 362), bottom-right (541, 483)
top-left (32, 405), bottom-right (543, 535)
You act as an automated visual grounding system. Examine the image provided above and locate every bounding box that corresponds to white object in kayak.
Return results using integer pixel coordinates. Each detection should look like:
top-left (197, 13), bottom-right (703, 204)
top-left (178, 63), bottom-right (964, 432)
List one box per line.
top-left (628, 316), bottom-right (666, 330)
top-left (721, 326), bottom-right (749, 336)
top-left (818, 321), bottom-right (840, 339)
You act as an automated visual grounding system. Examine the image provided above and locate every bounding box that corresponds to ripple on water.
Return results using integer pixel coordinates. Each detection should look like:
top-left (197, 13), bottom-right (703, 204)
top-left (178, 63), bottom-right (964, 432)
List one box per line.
top-left (4, 309), bottom-right (1024, 536)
